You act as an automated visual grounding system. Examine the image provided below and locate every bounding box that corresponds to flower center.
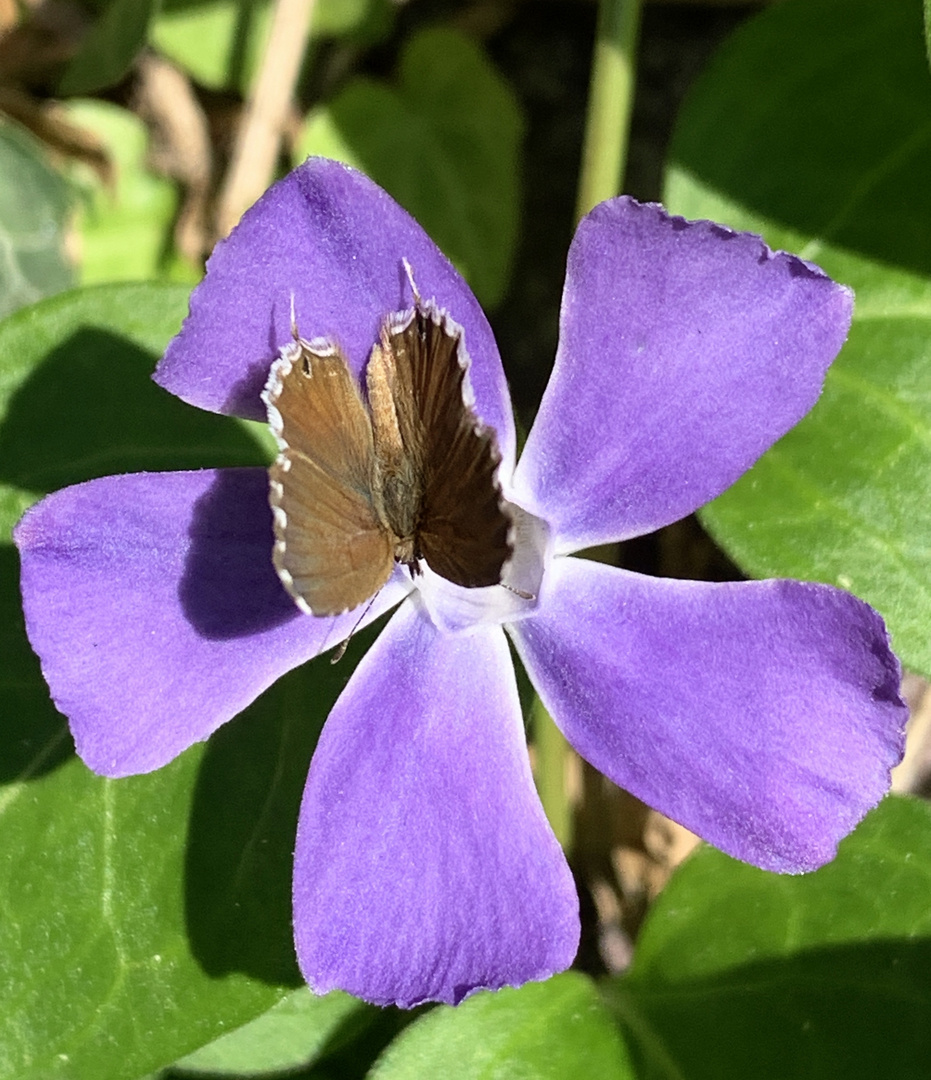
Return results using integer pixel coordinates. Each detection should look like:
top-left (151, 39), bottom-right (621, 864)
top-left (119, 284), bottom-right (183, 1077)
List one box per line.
top-left (413, 498), bottom-right (550, 633)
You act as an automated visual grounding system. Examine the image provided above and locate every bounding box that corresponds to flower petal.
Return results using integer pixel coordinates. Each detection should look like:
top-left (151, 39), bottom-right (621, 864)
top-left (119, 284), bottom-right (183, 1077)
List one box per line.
top-left (510, 557), bottom-right (906, 872)
top-left (14, 468), bottom-right (407, 776)
top-left (155, 157), bottom-right (515, 470)
top-left (292, 600), bottom-right (579, 1007)
top-left (513, 198), bottom-right (853, 550)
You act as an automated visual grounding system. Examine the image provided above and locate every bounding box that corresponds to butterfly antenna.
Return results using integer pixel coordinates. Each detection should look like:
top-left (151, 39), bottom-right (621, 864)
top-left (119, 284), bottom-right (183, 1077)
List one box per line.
top-left (289, 291), bottom-right (299, 340)
top-left (401, 257), bottom-right (421, 305)
top-left (330, 592), bottom-right (379, 664)
top-left (501, 581), bottom-right (535, 601)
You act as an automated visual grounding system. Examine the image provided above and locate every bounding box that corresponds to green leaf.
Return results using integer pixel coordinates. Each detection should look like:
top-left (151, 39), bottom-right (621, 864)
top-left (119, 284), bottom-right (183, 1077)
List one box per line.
top-left (0, 283), bottom-right (274, 540)
top-left (171, 987), bottom-right (369, 1075)
top-left (297, 26), bottom-right (523, 309)
top-left (59, 0), bottom-right (161, 96)
top-left (0, 639), bottom-right (380, 1080)
top-left (0, 282), bottom-right (364, 1078)
top-left (925, 0), bottom-right (931, 71)
top-left (368, 973), bottom-right (635, 1080)
top-left (0, 123), bottom-right (73, 317)
top-left (662, 0), bottom-right (931, 676)
top-left (0, 739), bottom-right (278, 1080)
top-left (613, 796), bottom-right (931, 1080)
top-left (62, 100), bottom-right (185, 285)
top-left (312, 0), bottom-right (382, 38)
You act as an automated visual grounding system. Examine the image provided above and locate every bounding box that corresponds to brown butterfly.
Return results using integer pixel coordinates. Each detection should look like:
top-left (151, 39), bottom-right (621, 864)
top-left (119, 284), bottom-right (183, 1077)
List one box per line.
top-left (264, 275), bottom-right (514, 617)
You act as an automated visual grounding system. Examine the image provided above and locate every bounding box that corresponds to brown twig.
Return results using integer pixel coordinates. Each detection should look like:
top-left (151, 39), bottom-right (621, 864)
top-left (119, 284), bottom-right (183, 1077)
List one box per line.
top-left (0, 84), bottom-right (112, 182)
top-left (0, 0), bottom-right (87, 88)
top-left (213, 0), bottom-right (316, 240)
top-left (132, 52), bottom-right (213, 263)
top-left (892, 672), bottom-right (931, 795)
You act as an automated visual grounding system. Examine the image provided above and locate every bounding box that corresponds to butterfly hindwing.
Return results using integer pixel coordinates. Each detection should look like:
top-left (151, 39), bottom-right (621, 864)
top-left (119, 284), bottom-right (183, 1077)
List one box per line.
top-left (265, 340), bottom-right (395, 615)
top-left (379, 304), bottom-right (513, 587)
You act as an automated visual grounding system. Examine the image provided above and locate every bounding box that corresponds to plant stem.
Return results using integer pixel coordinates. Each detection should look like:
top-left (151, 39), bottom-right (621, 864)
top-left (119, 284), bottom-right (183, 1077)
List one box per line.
top-left (532, 695), bottom-right (576, 851)
top-left (574, 0), bottom-right (642, 221)
top-left (535, 0), bottom-right (642, 850)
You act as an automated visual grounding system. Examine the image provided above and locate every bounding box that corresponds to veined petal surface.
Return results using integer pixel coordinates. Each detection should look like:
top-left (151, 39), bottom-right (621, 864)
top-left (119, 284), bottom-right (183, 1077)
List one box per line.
top-left (513, 198), bottom-right (853, 550)
top-left (292, 599), bottom-right (578, 1007)
top-left (511, 557), bottom-right (906, 872)
top-left (14, 468), bottom-right (407, 776)
top-left (156, 158), bottom-right (516, 472)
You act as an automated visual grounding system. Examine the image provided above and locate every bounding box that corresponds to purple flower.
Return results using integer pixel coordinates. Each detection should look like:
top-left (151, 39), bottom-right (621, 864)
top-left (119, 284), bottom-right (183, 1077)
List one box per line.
top-left (15, 158), bottom-right (906, 1008)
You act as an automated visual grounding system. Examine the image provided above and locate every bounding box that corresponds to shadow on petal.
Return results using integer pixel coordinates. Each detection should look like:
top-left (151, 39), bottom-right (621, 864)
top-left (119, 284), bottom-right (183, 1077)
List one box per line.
top-left (218, 295), bottom-right (287, 418)
top-left (179, 468), bottom-right (301, 639)
top-left (220, 359), bottom-right (276, 421)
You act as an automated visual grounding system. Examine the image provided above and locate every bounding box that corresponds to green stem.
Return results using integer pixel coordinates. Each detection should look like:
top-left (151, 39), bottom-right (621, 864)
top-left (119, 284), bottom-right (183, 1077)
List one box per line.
top-left (535, 0), bottom-right (642, 851)
top-left (574, 0), bottom-right (643, 221)
top-left (532, 695), bottom-right (575, 852)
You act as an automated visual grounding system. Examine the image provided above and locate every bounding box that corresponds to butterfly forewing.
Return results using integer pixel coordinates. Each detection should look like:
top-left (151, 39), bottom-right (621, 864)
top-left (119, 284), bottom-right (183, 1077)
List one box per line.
top-left (266, 341), bottom-right (395, 615)
top-left (382, 305), bottom-right (513, 587)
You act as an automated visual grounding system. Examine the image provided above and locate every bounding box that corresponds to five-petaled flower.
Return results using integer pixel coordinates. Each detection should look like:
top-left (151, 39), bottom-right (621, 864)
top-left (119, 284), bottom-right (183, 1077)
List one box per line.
top-left (14, 158), bottom-right (906, 1008)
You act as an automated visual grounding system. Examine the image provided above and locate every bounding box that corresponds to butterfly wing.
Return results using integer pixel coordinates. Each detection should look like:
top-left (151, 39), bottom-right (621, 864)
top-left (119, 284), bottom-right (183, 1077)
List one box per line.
top-left (265, 340), bottom-right (395, 615)
top-left (373, 304), bottom-right (513, 588)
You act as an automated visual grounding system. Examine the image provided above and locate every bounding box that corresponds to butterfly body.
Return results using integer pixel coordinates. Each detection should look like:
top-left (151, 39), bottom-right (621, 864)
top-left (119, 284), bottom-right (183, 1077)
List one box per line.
top-left (264, 296), bottom-right (513, 617)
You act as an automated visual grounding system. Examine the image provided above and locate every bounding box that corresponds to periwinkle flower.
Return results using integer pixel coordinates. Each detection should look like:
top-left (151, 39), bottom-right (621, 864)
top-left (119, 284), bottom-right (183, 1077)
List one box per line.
top-left (15, 158), bottom-right (906, 1008)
